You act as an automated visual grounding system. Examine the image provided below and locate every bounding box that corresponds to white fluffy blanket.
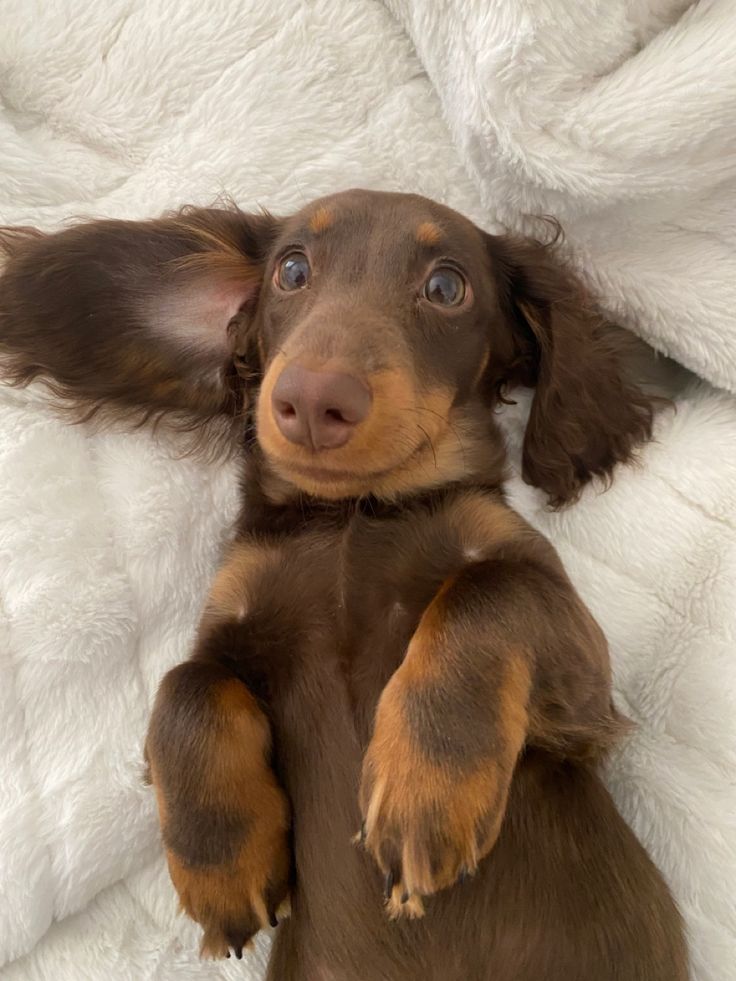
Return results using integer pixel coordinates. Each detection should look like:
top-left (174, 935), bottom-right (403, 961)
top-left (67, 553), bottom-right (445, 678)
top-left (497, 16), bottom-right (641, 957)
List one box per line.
top-left (1, 2), bottom-right (735, 980)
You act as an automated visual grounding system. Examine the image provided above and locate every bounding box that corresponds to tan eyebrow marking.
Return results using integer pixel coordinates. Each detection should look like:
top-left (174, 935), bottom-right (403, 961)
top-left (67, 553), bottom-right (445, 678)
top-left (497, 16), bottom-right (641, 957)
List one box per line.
top-left (308, 207), bottom-right (334, 234)
top-left (416, 222), bottom-right (443, 246)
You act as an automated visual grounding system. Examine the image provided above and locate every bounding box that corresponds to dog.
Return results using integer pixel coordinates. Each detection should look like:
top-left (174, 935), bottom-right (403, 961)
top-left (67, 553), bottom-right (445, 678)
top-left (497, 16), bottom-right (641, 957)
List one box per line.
top-left (0, 189), bottom-right (689, 980)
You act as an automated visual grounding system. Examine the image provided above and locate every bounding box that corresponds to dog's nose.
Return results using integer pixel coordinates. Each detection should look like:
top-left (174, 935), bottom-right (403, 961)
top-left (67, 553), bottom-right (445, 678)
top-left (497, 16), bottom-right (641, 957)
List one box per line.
top-left (271, 363), bottom-right (372, 450)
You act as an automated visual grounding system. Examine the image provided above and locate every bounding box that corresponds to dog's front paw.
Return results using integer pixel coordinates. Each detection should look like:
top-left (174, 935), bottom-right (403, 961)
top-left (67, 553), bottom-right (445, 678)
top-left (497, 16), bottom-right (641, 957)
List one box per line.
top-left (358, 668), bottom-right (512, 919)
top-left (162, 769), bottom-right (291, 959)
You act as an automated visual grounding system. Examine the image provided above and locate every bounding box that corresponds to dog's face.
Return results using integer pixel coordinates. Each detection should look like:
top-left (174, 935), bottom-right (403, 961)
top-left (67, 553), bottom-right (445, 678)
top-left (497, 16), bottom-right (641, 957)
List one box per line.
top-left (0, 189), bottom-right (654, 506)
top-left (250, 191), bottom-right (515, 499)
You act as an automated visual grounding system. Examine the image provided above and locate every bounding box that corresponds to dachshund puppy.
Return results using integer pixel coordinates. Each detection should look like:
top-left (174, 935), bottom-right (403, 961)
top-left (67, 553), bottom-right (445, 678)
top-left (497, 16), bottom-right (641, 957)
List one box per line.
top-left (0, 190), bottom-right (688, 980)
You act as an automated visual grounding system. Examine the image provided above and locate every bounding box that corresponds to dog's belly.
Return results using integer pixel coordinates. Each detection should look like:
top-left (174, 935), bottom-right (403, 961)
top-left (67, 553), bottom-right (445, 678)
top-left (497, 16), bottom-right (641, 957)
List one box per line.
top-left (262, 641), bottom-right (685, 978)
top-left (269, 690), bottom-right (687, 981)
top-left (258, 519), bottom-right (686, 980)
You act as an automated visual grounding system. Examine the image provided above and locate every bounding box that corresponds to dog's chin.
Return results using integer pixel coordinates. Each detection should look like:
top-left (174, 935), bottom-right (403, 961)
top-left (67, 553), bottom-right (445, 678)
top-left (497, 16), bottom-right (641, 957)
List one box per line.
top-left (264, 455), bottom-right (409, 501)
top-left (259, 439), bottom-right (431, 502)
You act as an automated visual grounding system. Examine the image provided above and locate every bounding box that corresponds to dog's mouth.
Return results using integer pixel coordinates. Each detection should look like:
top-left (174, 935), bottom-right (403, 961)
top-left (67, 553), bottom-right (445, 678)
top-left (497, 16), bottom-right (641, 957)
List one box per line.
top-left (263, 441), bottom-right (427, 493)
top-left (257, 404), bottom-right (489, 503)
top-left (259, 429), bottom-right (444, 499)
top-left (255, 357), bottom-right (460, 500)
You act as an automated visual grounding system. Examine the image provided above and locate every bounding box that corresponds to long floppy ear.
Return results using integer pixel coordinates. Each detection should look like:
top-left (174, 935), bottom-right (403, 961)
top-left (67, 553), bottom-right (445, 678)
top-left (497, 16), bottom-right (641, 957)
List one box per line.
top-left (0, 205), bottom-right (278, 437)
top-left (488, 231), bottom-right (655, 507)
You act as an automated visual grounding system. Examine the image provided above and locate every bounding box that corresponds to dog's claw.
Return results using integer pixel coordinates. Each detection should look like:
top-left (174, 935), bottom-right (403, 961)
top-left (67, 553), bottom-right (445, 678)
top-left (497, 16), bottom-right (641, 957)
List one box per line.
top-left (268, 909), bottom-right (279, 929)
top-left (384, 871), bottom-right (395, 900)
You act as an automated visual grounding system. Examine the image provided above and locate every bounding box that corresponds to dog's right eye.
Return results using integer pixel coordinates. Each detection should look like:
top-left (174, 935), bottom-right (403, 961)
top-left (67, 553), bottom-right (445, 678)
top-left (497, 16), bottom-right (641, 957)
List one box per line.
top-left (423, 266), bottom-right (466, 307)
top-left (277, 252), bottom-right (311, 291)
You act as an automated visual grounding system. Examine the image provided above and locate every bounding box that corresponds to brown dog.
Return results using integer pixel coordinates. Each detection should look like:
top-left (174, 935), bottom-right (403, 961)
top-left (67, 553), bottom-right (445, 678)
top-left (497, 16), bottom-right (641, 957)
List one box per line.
top-left (0, 190), bottom-right (688, 980)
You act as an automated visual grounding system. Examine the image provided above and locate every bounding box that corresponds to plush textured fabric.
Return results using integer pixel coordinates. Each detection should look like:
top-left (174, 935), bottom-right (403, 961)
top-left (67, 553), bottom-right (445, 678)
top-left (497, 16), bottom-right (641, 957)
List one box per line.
top-left (1, 2), bottom-right (734, 979)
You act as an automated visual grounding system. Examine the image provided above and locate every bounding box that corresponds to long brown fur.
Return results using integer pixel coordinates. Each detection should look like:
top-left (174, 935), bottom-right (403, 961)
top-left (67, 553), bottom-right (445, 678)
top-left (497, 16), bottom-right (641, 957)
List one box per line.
top-left (0, 189), bottom-right (687, 979)
top-left (488, 230), bottom-right (656, 505)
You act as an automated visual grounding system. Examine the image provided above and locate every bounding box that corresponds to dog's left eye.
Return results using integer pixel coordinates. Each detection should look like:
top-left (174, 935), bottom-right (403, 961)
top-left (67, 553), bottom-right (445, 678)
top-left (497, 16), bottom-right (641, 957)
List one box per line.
top-left (277, 251), bottom-right (311, 291)
top-left (423, 267), bottom-right (466, 306)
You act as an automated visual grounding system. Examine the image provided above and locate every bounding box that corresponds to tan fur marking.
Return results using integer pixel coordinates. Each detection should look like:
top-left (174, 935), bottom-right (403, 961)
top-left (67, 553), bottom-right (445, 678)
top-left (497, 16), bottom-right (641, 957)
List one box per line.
top-left (387, 888), bottom-right (424, 920)
top-left (148, 678), bottom-right (290, 959)
top-left (416, 221), bottom-right (442, 246)
top-left (203, 541), bottom-right (277, 625)
top-left (399, 574), bottom-right (459, 684)
top-left (448, 491), bottom-right (526, 560)
top-left (362, 676), bottom-right (511, 899)
top-left (361, 564), bottom-right (533, 916)
top-left (496, 654), bottom-right (533, 762)
top-left (167, 787), bottom-right (289, 958)
top-left (212, 678), bottom-right (273, 767)
top-left (309, 206), bottom-right (334, 234)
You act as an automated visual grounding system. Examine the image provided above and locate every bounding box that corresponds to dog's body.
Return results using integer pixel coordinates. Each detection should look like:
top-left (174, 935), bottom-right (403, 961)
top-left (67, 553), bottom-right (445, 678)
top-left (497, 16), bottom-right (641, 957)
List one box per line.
top-left (0, 190), bottom-right (689, 979)
top-left (228, 474), bottom-right (685, 981)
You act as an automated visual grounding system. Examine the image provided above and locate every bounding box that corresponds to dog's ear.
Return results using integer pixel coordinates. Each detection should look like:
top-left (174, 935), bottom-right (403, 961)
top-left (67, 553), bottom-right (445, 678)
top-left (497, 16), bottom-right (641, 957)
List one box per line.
top-left (487, 230), bottom-right (654, 507)
top-left (0, 206), bottom-right (279, 434)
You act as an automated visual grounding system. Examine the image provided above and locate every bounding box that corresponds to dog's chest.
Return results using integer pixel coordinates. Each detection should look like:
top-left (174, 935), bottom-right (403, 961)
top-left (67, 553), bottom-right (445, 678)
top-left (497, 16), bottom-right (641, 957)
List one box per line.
top-left (325, 507), bottom-right (464, 702)
top-left (259, 499), bottom-right (473, 744)
top-left (267, 503), bottom-right (469, 767)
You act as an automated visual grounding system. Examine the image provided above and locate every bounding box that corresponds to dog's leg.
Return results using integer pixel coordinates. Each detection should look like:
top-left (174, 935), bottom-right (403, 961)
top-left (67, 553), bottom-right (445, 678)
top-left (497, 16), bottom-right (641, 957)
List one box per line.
top-left (145, 541), bottom-right (293, 959)
top-left (359, 492), bottom-right (623, 917)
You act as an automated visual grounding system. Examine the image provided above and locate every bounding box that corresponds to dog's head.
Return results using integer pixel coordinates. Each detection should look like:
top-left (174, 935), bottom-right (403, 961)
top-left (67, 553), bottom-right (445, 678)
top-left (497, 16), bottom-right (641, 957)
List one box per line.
top-left (247, 191), bottom-right (510, 500)
top-left (235, 190), bottom-right (653, 504)
top-left (0, 190), bottom-right (654, 505)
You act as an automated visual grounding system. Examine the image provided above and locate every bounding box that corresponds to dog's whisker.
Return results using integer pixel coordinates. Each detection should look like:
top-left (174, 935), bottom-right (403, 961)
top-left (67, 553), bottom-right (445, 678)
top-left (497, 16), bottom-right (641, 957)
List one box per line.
top-left (416, 424), bottom-right (437, 469)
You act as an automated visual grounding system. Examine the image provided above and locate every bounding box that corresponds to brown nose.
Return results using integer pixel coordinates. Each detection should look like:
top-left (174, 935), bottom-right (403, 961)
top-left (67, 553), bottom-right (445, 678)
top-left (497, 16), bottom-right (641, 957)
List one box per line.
top-left (271, 364), bottom-right (372, 450)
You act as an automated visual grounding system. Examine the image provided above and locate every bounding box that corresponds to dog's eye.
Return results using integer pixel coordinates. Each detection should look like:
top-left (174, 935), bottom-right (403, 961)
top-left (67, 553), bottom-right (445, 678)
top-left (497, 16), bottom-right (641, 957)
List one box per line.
top-left (277, 252), bottom-right (311, 291)
top-left (424, 267), bottom-right (466, 306)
